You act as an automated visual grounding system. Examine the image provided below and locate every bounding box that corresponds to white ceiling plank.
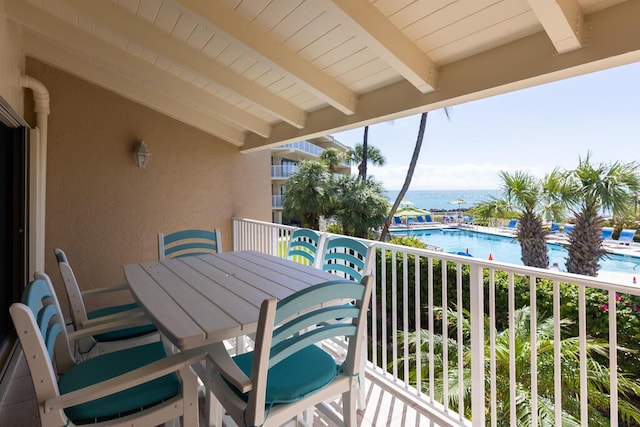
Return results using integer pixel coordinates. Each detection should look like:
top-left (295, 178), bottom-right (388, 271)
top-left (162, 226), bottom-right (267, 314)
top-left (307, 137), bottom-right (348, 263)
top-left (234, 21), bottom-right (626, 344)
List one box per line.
top-left (527, 0), bottom-right (585, 53)
top-left (6, 0), bottom-right (271, 137)
top-left (323, 0), bottom-right (438, 93)
top-left (241, 0), bottom-right (640, 152)
top-left (63, 0), bottom-right (307, 128)
top-left (22, 34), bottom-right (245, 146)
top-left (174, 0), bottom-right (358, 115)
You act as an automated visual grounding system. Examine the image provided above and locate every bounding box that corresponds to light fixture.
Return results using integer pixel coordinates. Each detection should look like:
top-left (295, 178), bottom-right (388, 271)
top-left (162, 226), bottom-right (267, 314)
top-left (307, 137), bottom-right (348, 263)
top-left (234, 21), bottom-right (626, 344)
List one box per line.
top-left (133, 140), bottom-right (151, 168)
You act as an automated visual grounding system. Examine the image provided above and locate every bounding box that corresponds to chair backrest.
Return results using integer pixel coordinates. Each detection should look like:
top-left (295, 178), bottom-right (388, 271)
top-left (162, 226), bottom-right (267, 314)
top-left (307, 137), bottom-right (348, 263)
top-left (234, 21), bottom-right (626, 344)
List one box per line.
top-left (425, 214), bottom-right (433, 223)
top-left (286, 228), bottom-right (324, 267)
top-left (158, 228), bottom-right (222, 260)
top-left (54, 248), bottom-right (90, 327)
top-left (416, 215), bottom-right (425, 223)
top-left (10, 274), bottom-right (76, 395)
top-left (393, 216), bottom-right (402, 225)
top-left (601, 226), bottom-right (614, 240)
top-left (319, 236), bottom-right (374, 281)
top-left (507, 218), bottom-right (517, 228)
top-left (563, 224), bottom-right (575, 234)
top-left (619, 229), bottom-right (636, 242)
top-left (240, 276), bottom-right (373, 426)
top-left (549, 222), bottom-right (560, 232)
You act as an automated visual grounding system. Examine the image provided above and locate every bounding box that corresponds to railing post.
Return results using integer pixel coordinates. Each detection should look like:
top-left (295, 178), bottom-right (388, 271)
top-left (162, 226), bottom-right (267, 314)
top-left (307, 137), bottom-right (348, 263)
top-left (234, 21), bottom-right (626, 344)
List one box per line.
top-left (469, 264), bottom-right (485, 425)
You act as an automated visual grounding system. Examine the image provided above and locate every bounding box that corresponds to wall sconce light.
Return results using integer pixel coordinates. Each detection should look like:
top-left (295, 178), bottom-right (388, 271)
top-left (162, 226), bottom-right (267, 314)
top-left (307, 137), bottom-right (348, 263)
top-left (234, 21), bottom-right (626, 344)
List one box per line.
top-left (134, 140), bottom-right (151, 168)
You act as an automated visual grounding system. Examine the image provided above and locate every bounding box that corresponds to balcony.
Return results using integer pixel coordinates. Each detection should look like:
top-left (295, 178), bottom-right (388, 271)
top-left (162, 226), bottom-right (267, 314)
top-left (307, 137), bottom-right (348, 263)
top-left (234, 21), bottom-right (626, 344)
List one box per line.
top-left (271, 164), bottom-right (299, 179)
top-left (272, 194), bottom-right (284, 209)
top-left (3, 218), bottom-right (639, 426)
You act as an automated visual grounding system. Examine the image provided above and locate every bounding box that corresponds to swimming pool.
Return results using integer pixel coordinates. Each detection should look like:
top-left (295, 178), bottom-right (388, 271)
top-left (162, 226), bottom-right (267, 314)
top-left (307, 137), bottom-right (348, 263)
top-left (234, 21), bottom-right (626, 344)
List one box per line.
top-left (391, 228), bottom-right (640, 274)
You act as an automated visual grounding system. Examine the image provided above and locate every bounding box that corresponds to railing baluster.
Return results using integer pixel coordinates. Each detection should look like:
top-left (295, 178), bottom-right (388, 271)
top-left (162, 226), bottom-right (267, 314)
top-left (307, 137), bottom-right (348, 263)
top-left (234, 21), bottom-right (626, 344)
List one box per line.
top-left (489, 269), bottom-right (497, 427)
top-left (553, 279), bottom-right (562, 426)
top-left (509, 273), bottom-right (516, 426)
top-left (530, 275), bottom-right (538, 427)
top-left (609, 290), bottom-right (618, 427)
top-left (442, 260), bottom-right (449, 414)
top-left (470, 264), bottom-right (485, 426)
top-left (415, 254), bottom-right (422, 397)
top-left (579, 285), bottom-right (587, 426)
top-left (402, 252), bottom-right (409, 388)
top-left (392, 248), bottom-right (398, 381)
top-left (456, 263), bottom-right (464, 421)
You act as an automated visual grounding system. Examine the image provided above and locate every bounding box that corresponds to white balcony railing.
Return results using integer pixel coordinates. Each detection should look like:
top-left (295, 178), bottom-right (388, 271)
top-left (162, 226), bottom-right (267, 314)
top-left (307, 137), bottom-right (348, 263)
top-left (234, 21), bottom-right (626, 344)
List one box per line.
top-left (272, 195), bottom-right (284, 209)
top-left (271, 164), bottom-right (298, 178)
top-left (233, 217), bottom-right (640, 426)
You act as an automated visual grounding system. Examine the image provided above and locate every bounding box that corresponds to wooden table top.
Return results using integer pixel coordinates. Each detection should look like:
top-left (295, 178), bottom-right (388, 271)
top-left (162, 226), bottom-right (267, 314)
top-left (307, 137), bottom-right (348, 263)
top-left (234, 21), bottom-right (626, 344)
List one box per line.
top-left (124, 250), bottom-right (338, 350)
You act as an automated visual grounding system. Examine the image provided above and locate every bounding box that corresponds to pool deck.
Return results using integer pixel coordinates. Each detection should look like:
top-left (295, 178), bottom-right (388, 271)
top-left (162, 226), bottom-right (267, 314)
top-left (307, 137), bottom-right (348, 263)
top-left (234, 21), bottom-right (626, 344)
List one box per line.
top-left (389, 223), bottom-right (640, 286)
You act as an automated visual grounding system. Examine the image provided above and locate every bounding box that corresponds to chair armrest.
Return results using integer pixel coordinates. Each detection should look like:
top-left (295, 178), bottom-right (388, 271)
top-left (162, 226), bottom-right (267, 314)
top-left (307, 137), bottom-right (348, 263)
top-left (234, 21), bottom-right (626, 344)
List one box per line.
top-left (206, 342), bottom-right (252, 394)
top-left (79, 307), bottom-right (147, 328)
top-left (44, 348), bottom-right (206, 413)
top-left (68, 316), bottom-right (154, 340)
top-left (81, 284), bottom-right (130, 297)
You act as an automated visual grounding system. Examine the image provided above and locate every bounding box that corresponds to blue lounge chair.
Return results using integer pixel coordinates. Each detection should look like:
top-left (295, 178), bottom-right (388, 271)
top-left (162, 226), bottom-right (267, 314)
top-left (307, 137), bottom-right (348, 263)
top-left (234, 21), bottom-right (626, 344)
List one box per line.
top-left (601, 226), bottom-right (614, 240)
top-left (416, 215), bottom-right (425, 223)
top-left (506, 218), bottom-right (517, 228)
top-left (393, 216), bottom-right (402, 225)
top-left (549, 222), bottom-right (560, 233)
top-left (562, 224), bottom-right (575, 235)
top-left (617, 228), bottom-right (636, 244)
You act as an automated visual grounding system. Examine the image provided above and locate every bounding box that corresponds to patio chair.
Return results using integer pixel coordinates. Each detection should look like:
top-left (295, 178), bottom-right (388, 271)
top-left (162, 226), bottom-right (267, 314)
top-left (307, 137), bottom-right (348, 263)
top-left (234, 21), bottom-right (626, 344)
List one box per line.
top-left (158, 228), bottom-right (222, 259)
top-left (53, 248), bottom-right (158, 356)
top-left (286, 228), bottom-right (325, 267)
top-left (10, 274), bottom-right (204, 427)
top-left (319, 236), bottom-right (374, 282)
top-left (616, 228), bottom-right (636, 245)
top-left (601, 226), bottom-right (614, 241)
top-left (206, 276), bottom-right (373, 427)
top-left (416, 215), bottom-right (425, 223)
top-left (561, 224), bottom-right (575, 236)
top-left (549, 222), bottom-right (560, 233)
top-left (392, 216), bottom-right (402, 226)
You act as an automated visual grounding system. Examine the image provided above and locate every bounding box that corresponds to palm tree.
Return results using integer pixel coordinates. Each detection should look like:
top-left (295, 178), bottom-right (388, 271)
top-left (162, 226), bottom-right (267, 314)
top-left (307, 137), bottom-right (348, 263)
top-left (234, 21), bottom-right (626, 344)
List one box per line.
top-left (282, 160), bottom-right (330, 229)
top-left (380, 112), bottom-right (429, 240)
top-left (347, 142), bottom-right (385, 181)
top-left (319, 148), bottom-right (344, 173)
top-left (499, 170), bottom-right (549, 268)
top-left (565, 153), bottom-right (640, 276)
top-left (399, 306), bottom-right (640, 426)
top-left (329, 175), bottom-right (389, 238)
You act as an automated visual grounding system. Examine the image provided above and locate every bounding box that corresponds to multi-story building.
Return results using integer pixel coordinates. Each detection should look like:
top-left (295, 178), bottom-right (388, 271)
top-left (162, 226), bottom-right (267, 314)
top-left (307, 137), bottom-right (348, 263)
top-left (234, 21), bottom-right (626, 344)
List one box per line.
top-left (271, 135), bottom-right (350, 224)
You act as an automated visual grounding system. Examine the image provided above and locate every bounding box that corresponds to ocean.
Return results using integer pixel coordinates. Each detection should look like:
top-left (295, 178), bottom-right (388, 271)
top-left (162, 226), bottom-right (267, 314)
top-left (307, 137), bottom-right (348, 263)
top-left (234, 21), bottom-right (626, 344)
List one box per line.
top-left (386, 189), bottom-right (500, 211)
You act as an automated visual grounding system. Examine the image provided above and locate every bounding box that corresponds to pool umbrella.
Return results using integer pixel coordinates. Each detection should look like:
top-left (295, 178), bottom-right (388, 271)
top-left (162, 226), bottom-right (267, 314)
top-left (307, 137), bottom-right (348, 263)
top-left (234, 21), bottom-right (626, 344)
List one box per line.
top-left (449, 198), bottom-right (468, 222)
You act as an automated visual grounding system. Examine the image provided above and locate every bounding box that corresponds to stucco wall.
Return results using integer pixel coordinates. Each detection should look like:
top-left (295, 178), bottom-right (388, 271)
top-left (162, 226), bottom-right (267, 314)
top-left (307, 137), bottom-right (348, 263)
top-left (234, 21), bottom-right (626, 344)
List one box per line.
top-left (25, 58), bottom-right (271, 313)
top-left (0, 0), bottom-right (24, 114)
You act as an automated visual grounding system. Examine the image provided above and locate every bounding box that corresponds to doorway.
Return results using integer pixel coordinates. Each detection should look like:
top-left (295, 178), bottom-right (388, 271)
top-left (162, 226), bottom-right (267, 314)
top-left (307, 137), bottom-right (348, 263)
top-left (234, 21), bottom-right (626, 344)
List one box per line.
top-left (0, 123), bottom-right (28, 371)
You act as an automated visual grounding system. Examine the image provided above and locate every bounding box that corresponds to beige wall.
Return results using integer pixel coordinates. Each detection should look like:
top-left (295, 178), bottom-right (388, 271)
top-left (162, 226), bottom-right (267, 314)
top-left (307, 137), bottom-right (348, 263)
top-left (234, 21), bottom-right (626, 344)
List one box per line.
top-left (0, 0), bottom-right (24, 114)
top-left (25, 58), bottom-right (271, 313)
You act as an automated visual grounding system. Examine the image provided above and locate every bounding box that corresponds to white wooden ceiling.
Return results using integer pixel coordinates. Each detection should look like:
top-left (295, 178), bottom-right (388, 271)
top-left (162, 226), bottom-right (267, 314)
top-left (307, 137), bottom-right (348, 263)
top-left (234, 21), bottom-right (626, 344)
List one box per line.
top-left (6, 0), bottom-right (639, 151)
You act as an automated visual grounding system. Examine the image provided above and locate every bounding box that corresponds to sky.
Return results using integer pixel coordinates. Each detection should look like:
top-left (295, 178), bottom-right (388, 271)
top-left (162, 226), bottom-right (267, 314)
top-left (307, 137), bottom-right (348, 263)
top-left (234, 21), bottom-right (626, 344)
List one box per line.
top-left (331, 61), bottom-right (640, 191)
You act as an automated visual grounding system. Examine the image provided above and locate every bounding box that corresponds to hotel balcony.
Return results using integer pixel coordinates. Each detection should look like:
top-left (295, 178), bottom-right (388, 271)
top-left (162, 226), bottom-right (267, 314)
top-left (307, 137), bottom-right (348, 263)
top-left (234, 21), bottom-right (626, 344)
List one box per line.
top-left (5, 218), bottom-right (635, 426)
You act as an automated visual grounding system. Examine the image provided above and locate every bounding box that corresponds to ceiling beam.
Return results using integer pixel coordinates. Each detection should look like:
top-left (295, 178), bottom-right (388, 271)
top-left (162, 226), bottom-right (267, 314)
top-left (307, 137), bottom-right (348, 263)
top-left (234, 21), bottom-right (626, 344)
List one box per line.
top-left (241, 0), bottom-right (640, 152)
top-left (323, 0), bottom-right (438, 93)
top-left (5, 0), bottom-right (271, 138)
top-left (175, 0), bottom-right (358, 115)
top-left (22, 34), bottom-right (245, 146)
top-left (63, 0), bottom-right (306, 129)
top-left (527, 0), bottom-right (584, 53)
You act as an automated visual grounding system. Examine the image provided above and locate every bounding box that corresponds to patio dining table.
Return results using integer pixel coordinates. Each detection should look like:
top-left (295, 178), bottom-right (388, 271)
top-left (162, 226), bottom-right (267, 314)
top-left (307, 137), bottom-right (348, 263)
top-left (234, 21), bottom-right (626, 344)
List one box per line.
top-left (124, 250), bottom-right (339, 351)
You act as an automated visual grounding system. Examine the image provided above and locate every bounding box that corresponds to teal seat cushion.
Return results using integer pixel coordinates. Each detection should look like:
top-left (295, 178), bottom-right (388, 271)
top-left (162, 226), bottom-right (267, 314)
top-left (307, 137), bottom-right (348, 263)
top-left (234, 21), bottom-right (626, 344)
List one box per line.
top-left (232, 345), bottom-right (337, 404)
top-left (88, 303), bottom-right (157, 342)
top-left (58, 341), bottom-right (180, 423)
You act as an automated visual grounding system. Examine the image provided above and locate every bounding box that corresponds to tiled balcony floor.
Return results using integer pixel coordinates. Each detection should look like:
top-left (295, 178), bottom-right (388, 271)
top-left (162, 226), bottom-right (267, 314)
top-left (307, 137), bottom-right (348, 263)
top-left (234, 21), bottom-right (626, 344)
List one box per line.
top-left (0, 347), bottom-right (444, 427)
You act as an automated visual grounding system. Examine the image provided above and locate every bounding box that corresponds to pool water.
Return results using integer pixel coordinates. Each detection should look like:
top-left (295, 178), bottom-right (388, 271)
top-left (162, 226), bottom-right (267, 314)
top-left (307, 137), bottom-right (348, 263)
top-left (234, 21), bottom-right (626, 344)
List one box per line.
top-left (392, 228), bottom-right (640, 274)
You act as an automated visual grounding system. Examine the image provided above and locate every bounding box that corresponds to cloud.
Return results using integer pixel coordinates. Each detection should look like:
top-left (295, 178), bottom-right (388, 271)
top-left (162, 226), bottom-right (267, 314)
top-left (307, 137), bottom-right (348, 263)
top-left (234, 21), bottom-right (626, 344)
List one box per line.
top-left (364, 162), bottom-right (543, 190)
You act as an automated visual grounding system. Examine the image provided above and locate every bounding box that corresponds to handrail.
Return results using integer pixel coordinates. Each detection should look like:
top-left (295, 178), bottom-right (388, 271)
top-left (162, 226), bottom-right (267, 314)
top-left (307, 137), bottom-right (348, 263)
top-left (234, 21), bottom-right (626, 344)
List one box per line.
top-left (232, 217), bottom-right (640, 426)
